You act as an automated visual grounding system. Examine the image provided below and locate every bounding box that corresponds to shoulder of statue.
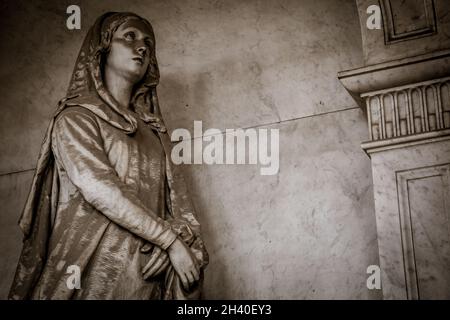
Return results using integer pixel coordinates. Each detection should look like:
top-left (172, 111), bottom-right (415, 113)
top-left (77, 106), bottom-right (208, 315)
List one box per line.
top-left (55, 105), bottom-right (99, 126)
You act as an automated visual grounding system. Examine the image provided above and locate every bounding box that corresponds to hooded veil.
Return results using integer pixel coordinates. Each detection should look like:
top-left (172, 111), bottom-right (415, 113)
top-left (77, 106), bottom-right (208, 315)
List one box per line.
top-left (9, 12), bottom-right (208, 300)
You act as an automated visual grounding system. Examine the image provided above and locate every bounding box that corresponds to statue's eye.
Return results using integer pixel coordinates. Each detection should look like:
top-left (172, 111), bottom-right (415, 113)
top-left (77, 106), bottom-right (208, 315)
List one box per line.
top-left (124, 31), bottom-right (136, 41)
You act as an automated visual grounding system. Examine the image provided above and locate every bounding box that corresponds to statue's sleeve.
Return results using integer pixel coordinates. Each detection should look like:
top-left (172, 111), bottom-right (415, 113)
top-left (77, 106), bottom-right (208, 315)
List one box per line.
top-left (163, 149), bottom-right (209, 267)
top-left (51, 108), bottom-right (177, 250)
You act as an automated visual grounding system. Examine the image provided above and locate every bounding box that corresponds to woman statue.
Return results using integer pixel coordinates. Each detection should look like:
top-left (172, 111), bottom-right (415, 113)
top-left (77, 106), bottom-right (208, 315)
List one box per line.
top-left (8, 12), bottom-right (208, 300)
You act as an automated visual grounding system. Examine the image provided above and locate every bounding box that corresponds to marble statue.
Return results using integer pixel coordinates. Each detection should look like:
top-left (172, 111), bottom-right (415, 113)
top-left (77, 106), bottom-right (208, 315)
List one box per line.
top-left (8, 12), bottom-right (208, 300)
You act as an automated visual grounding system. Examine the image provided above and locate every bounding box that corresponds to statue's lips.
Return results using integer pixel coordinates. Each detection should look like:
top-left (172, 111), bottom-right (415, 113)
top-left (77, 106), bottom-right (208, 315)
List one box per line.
top-left (132, 56), bottom-right (144, 64)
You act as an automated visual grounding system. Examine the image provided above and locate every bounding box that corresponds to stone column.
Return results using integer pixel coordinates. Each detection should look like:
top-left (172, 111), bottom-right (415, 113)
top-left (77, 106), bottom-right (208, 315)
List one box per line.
top-left (339, 0), bottom-right (450, 299)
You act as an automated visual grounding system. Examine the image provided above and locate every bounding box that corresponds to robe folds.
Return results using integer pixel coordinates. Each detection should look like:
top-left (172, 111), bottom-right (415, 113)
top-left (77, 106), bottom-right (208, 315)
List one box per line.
top-left (8, 94), bottom-right (209, 300)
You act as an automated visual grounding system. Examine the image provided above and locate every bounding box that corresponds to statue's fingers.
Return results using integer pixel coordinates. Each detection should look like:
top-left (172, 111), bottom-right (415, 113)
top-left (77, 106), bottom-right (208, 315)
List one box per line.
top-left (150, 258), bottom-right (171, 278)
top-left (142, 252), bottom-right (162, 274)
top-left (142, 247), bottom-right (163, 273)
top-left (143, 258), bottom-right (164, 279)
top-left (143, 253), bottom-right (168, 278)
top-left (178, 272), bottom-right (189, 291)
top-left (193, 260), bottom-right (200, 275)
top-left (142, 255), bottom-right (165, 277)
top-left (191, 268), bottom-right (200, 281)
top-left (185, 270), bottom-right (194, 285)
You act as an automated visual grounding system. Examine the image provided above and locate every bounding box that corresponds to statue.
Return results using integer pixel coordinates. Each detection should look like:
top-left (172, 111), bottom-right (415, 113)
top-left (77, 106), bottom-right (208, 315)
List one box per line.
top-left (8, 12), bottom-right (209, 300)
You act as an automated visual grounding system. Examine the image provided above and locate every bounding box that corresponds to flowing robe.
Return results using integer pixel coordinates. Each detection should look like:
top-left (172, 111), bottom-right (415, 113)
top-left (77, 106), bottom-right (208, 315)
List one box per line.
top-left (32, 104), bottom-right (174, 299)
top-left (10, 98), bottom-right (207, 299)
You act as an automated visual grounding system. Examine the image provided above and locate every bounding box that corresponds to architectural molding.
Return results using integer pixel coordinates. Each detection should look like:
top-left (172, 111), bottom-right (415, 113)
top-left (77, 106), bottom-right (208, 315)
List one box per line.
top-left (338, 49), bottom-right (450, 108)
top-left (361, 128), bottom-right (450, 154)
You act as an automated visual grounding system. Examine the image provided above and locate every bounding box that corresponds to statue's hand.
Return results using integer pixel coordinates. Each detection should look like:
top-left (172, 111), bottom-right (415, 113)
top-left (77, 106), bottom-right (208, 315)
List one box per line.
top-left (167, 238), bottom-right (200, 290)
top-left (142, 246), bottom-right (170, 280)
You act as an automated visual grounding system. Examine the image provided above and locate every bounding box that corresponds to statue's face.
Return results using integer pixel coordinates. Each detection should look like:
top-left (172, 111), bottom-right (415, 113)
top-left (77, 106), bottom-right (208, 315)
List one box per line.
top-left (105, 18), bottom-right (153, 84)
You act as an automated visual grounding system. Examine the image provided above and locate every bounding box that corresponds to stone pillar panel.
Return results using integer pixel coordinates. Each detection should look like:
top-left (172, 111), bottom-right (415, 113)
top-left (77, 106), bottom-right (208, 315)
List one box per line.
top-left (370, 140), bottom-right (450, 299)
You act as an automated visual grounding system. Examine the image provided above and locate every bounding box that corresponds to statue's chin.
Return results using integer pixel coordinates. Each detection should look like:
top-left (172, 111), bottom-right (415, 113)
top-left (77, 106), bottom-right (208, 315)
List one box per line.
top-left (123, 67), bottom-right (147, 85)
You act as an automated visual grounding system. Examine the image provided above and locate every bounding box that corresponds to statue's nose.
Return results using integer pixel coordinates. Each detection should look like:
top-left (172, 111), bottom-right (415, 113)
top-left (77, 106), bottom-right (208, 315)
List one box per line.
top-left (137, 45), bottom-right (147, 56)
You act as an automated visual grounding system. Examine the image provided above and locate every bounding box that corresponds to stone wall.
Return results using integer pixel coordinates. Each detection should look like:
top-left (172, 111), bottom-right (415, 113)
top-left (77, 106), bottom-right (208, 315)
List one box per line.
top-left (0, 0), bottom-right (380, 299)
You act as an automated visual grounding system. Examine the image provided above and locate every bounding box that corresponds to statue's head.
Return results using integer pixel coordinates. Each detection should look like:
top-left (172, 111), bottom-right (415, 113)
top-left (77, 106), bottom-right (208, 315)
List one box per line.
top-left (104, 15), bottom-right (155, 86)
top-left (67, 12), bottom-right (160, 110)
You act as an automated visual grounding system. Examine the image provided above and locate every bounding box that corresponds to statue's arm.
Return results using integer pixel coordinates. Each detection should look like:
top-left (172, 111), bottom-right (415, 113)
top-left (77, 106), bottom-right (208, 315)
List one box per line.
top-left (51, 108), bottom-right (177, 250)
top-left (165, 155), bottom-right (209, 268)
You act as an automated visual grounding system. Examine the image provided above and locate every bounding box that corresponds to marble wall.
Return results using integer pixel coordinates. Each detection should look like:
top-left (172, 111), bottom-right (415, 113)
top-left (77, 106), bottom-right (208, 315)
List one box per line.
top-left (0, 0), bottom-right (381, 299)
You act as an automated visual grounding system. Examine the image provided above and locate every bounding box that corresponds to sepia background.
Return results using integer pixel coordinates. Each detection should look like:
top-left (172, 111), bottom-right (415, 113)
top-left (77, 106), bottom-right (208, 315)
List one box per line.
top-left (1, 0), bottom-right (449, 299)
